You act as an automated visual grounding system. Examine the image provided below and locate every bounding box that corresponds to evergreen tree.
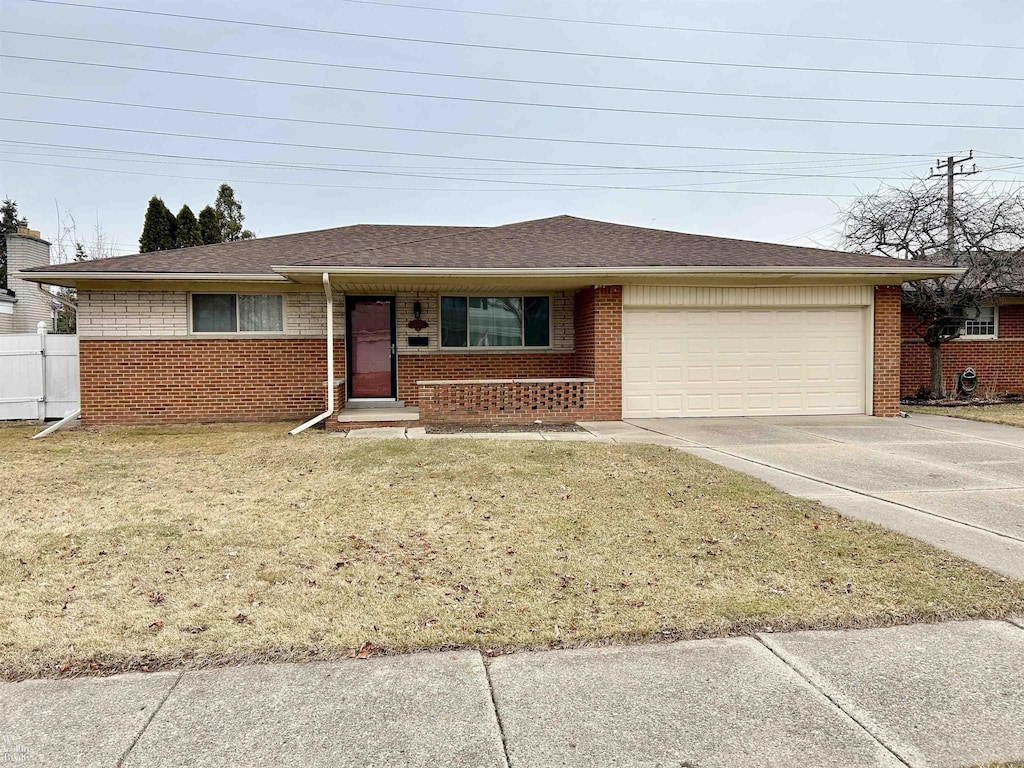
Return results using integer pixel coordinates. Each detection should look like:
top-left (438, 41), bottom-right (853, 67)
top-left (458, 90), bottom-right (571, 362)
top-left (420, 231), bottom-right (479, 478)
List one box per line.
top-left (138, 197), bottom-right (177, 253)
top-left (174, 204), bottom-right (203, 248)
top-left (1, 198), bottom-right (28, 289)
top-left (214, 184), bottom-right (255, 242)
top-left (198, 205), bottom-right (223, 245)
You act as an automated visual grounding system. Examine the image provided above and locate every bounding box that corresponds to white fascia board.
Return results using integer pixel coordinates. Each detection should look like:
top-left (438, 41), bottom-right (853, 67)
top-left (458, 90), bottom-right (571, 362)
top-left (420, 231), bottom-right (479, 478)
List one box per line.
top-left (273, 265), bottom-right (966, 279)
top-left (18, 271), bottom-right (289, 284)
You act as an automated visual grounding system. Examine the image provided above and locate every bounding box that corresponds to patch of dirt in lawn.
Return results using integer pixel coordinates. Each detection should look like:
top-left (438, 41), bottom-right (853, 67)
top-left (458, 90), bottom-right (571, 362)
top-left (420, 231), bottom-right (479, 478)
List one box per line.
top-left (902, 393), bottom-right (1024, 409)
top-left (2, 423), bottom-right (1023, 680)
top-left (425, 422), bottom-right (585, 434)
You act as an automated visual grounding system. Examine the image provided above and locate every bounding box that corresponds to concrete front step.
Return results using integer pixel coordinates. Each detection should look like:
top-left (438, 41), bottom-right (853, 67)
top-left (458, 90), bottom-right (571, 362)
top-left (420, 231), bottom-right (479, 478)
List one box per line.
top-left (331, 406), bottom-right (420, 430)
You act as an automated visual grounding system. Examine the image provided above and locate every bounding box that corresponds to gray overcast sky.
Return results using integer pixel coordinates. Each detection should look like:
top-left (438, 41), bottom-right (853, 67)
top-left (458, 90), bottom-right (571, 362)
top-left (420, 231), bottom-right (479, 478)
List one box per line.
top-left (1, 0), bottom-right (1023, 258)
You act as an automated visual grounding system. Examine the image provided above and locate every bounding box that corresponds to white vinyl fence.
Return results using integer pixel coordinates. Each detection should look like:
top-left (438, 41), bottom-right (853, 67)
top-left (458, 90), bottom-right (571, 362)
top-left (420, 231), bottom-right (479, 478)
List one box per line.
top-left (0, 324), bottom-right (79, 420)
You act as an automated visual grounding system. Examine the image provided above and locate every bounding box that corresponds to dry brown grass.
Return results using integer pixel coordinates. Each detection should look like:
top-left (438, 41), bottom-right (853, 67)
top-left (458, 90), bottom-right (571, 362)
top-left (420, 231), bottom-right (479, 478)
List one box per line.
top-left (905, 403), bottom-right (1024, 428)
top-left (2, 424), bottom-right (1023, 680)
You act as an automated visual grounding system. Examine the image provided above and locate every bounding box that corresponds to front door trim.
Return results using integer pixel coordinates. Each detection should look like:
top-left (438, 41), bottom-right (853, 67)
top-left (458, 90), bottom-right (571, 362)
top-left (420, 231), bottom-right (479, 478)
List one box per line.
top-left (345, 295), bottom-right (397, 401)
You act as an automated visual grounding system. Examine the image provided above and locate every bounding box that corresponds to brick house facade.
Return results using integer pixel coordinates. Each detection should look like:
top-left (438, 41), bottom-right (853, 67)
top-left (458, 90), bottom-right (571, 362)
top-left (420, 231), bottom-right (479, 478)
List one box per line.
top-left (901, 302), bottom-right (1024, 397)
top-left (21, 215), bottom-right (955, 428)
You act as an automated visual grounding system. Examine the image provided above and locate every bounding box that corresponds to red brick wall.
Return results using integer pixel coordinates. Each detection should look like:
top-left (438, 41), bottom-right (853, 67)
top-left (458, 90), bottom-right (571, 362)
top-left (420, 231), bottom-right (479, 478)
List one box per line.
top-left (79, 338), bottom-right (344, 426)
top-left (901, 304), bottom-right (1024, 396)
top-left (396, 353), bottom-right (575, 405)
top-left (873, 286), bottom-right (901, 417)
top-left (573, 286), bottom-right (622, 420)
top-left (418, 380), bottom-right (596, 424)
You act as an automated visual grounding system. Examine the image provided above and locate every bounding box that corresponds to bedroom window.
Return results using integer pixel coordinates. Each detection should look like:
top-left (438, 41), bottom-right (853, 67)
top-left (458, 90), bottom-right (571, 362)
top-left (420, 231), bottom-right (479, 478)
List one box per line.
top-left (440, 296), bottom-right (550, 348)
top-left (944, 306), bottom-right (997, 339)
top-left (191, 294), bottom-right (284, 333)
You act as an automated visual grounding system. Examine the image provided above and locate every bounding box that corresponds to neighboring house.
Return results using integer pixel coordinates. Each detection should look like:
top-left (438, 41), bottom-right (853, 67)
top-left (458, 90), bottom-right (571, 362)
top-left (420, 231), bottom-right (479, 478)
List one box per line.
top-left (19, 215), bottom-right (956, 429)
top-left (1, 228), bottom-right (54, 334)
top-left (901, 293), bottom-right (1024, 397)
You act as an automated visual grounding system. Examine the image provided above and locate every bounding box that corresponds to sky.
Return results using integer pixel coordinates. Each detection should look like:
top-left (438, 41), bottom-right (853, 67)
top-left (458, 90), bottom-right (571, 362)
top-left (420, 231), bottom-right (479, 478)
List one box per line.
top-left (1, 0), bottom-right (1023, 260)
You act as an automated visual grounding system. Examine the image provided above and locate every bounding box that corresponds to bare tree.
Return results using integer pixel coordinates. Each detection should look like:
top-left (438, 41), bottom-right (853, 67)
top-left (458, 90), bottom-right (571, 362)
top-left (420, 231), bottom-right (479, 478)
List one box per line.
top-left (49, 205), bottom-right (121, 332)
top-left (843, 181), bottom-right (1024, 396)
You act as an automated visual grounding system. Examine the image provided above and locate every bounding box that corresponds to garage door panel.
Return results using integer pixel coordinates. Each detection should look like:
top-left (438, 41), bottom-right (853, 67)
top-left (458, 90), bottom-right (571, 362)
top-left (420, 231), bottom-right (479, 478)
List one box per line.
top-left (622, 307), bottom-right (866, 418)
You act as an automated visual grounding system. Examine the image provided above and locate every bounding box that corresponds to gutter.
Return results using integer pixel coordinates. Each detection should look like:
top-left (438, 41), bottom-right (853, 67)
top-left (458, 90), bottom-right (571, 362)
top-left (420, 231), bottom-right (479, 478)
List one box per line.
top-left (273, 265), bottom-right (966, 276)
top-left (39, 286), bottom-right (77, 313)
top-left (289, 273), bottom-right (335, 435)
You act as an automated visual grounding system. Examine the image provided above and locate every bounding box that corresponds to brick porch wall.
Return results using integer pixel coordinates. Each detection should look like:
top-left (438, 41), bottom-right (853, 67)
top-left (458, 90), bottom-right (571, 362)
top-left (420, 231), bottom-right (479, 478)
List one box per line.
top-left (396, 353), bottom-right (576, 406)
top-left (873, 286), bottom-right (901, 417)
top-left (79, 338), bottom-right (345, 426)
top-left (900, 304), bottom-right (1024, 396)
top-left (418, 380), bottom-right (596, 424)
top-left (573, 286), bottom-right (622, 420)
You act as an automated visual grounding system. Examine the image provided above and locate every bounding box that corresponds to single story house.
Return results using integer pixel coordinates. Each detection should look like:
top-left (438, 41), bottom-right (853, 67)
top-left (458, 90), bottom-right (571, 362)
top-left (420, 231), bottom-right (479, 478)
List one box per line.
top-left (20, 215), bottom-right (957, 430)
top-left (901, 286), bottom-right (1024, 398)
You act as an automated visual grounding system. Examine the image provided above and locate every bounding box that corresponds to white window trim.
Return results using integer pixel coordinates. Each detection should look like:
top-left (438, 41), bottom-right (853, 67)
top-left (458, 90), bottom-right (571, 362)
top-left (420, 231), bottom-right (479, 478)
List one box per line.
top-left (188, 292), bottom-right (288, 336)
top-left (438, 293), bottom-right (554, 351)
top-left (954, 305), bottom-right (998, 340)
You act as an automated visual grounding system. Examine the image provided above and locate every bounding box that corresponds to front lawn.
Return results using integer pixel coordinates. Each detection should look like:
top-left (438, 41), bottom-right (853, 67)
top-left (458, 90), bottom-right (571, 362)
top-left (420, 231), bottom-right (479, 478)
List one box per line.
top-left (2, 424), bottom-right (1022, 679)
top-left (905, 402), bottom-right (1024, 428)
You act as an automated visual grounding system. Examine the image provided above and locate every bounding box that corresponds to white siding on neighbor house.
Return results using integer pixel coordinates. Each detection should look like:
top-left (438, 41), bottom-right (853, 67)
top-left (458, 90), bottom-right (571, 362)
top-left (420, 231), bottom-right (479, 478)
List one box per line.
top-left (622, 285), bottom-right (873, 308)
top-left (394, 290), bottom-right (574, 354)
top-left (77, 290), bottom-right (344, 338)
top-left (6, 234), bottom-right (54, 332)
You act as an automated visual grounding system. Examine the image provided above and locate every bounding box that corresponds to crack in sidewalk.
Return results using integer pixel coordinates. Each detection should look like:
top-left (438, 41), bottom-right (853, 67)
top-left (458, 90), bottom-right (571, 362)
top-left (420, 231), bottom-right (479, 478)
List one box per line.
top-left (116, 672), bottom-right (182, 767)
top-left (753, 636), bottom-right (915, 767)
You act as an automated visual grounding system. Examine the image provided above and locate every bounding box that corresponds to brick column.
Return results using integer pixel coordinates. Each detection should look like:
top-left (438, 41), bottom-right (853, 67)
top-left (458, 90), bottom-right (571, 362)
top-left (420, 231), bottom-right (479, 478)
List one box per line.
top-left (574, 285), bottom-right (622, 420)
top-left (872, 285), bottom-right (901, 417)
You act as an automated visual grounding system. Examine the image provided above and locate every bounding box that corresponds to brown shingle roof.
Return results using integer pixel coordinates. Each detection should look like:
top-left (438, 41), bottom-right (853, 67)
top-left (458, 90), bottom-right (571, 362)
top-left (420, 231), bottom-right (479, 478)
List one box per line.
top-left (27, 224), bottom-right (482, 274)
top-left (25, 215), bottom-right (937, 275)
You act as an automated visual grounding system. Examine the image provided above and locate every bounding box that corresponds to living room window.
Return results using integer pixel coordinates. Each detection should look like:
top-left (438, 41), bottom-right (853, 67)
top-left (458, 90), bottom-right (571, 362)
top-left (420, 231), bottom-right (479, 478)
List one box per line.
top-left (440, 296), bottom-right (550, 348)
top-left (191, 294), bottom-right (284, 333)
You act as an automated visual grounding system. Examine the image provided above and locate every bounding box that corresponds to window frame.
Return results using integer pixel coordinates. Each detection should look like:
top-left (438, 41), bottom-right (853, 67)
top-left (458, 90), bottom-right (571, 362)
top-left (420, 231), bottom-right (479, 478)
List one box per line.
top-left (438, 293), bottom-right (554, 351)
top-left (188, 292), bottom-right (287, 336)
top-left (955, 305), bottom-right (999, 340)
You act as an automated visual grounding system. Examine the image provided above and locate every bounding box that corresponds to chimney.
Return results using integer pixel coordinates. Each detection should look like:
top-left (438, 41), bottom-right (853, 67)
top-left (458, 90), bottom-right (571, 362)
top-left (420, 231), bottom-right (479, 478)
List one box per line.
top-left (6, 229), bottom-right (53, 332)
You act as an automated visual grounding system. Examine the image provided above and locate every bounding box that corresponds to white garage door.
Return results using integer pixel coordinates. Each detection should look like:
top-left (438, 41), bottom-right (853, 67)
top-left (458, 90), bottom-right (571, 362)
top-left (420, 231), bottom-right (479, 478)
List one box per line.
top-left (622, 307), bottom-right (867, 418)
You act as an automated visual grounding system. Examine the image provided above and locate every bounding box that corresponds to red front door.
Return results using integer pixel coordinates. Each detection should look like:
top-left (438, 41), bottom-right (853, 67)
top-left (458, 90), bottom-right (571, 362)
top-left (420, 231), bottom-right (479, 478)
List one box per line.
top-left (348, 298), bottom-right (395, 398)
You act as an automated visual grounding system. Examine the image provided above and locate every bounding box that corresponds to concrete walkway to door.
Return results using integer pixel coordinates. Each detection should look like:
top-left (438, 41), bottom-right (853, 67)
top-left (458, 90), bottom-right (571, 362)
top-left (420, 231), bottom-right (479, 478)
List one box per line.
top-left (579, 413), bottom-right (1024, 581)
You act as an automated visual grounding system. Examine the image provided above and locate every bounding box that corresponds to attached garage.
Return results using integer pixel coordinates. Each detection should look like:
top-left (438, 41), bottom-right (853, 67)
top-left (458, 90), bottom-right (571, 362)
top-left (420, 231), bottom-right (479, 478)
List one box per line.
top-left (621, 286), bottom-right (873, 418)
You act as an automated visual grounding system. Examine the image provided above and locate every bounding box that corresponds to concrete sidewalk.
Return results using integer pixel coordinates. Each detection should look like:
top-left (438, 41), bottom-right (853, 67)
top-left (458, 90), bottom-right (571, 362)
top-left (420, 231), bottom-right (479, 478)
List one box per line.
top-left (1, 620), bottom-right (1022, 767)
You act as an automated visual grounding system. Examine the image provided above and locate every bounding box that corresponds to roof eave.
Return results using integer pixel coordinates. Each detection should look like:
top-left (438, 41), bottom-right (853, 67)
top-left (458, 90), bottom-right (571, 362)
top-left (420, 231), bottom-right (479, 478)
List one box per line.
top-left (18, 271), bottom-right (290, 288)
top-left (273, 265), bottom-right (966, 280)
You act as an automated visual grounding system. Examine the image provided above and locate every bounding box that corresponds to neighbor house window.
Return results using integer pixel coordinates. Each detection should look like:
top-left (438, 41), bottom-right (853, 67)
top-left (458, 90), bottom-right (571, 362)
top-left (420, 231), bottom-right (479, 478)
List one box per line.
top-left (944, 306), bottom-right (997, 339)
top-left (440, 296), bottom-right (550, 348)
top-left (191, 294), bottom-right (284, 333)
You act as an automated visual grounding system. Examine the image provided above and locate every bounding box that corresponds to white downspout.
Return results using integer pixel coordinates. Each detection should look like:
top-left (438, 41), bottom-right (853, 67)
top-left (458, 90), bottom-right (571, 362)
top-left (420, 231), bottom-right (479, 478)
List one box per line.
top-left (290, 272), bottom-right (335, 435)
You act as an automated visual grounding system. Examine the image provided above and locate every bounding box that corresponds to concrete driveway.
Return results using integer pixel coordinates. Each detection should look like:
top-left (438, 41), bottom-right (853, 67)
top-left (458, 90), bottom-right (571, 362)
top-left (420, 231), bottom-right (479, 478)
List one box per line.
top-left (592, 413), bottom-right (1024, 580)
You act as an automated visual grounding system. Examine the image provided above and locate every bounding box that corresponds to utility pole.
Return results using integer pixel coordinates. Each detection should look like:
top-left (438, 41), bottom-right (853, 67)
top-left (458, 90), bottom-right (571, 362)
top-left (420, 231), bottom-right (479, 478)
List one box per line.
top-left (930, 151), bottom-right (978, 258)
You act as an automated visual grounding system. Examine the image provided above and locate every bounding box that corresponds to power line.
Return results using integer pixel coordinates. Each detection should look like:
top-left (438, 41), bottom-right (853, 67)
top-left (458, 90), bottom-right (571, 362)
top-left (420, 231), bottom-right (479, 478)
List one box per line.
top-left (6, 57), bottom-right (1023, 133)
top-left (10, 2), bottom-right (1024, 83)
top-left (1, 148), bottom-right (938, 190)
top-left (0, 158), bottom-right (861, 198)
top-left (6, 32), bottom-right (1024, 111)
top-left (0, 139), bottom-right (926, 174)
top-left (0, 142), bottom-right (931, 181)
top-left (0, 94), bottom-right (939, 165)
top-left (0, 125), bottom-right (929, 188)
top-left (0, 117), bottom-right (950, 176)
top-left (326, 0), bottom-right (1024, 53)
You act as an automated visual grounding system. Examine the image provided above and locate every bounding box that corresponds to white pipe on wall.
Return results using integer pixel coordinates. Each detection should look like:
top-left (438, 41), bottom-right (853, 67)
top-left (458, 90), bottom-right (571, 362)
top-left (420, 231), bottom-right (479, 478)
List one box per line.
top-left (289, 272), bottom-right (335, 435)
